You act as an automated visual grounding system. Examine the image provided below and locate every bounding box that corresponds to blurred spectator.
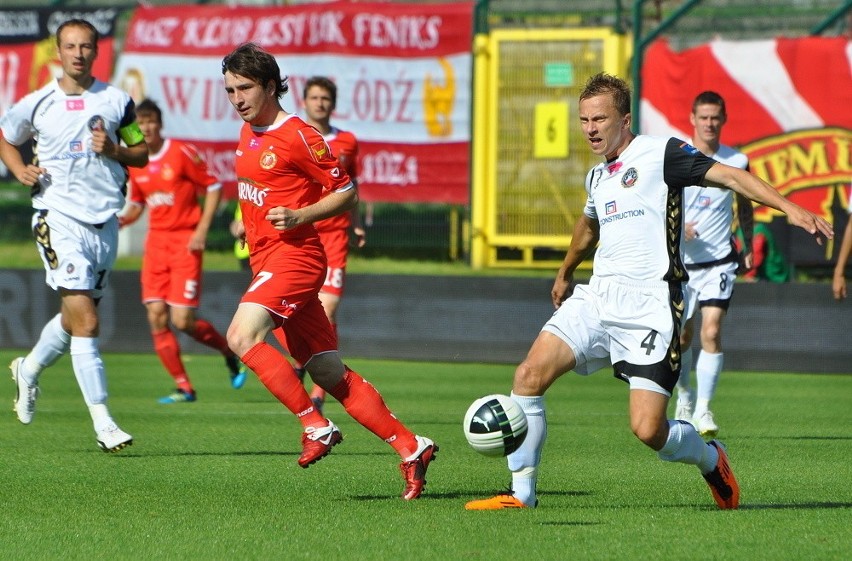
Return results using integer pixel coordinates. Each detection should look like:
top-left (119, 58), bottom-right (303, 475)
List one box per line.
top-left (735, 223), bottom-right (791, 282)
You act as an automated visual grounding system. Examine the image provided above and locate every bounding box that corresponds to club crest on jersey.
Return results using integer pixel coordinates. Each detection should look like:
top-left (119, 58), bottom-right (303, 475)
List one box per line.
top-left (621, 167), bottom-right (638, 188)
top-left (260, 150), bottom-right (277, 170)
top-left (161, 165), bottom-right (176, 181)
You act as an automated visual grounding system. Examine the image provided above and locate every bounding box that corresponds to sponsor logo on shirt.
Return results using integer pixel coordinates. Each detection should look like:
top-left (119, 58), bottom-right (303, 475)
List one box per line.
top-left (146, 192), bottom-right (175, 208)
top-left (599, 207), bottom-right (646, 225)
top-left (621, 167), bottom-right (638, 188)
top-left (606, 201), bottom-right (617, 215)
top-left (248, 138), bottom-right (260, 149)
top-left (70, 141), bottom-right (83, 152)
top-left (607, 161), bottom-right (623, 175)
top-left (238, 181), bottom-right (269, 207)
top-left (66, 99), bottom-right (84, 111)
top-left (699, 195), bottom-right (711, 207)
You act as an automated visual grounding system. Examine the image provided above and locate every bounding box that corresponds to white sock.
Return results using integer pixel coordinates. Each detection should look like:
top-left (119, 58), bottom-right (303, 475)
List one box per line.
top-left (88, 403), bottom-right (114, 432)
top-left (658, 420), bottom-right (714, 469)
top-left (695, 351), bottom-right (724, 414)
top-left (676, 346), bottom-right (693, 400)
top-left (21, 313), bottom-right (71, 384)
top-left (70, 337), bottom-right (108, 407)
top-left (507, 393), bottom-right (546, 506)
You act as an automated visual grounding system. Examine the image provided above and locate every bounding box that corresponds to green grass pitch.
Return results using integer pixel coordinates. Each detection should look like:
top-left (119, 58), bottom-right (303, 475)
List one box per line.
top-left (0, 352), bottom-right (849, 560)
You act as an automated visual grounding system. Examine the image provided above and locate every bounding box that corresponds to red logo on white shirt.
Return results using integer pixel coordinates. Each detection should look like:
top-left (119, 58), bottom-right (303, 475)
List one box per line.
top-left (66, 99), bottom-right (84, 111)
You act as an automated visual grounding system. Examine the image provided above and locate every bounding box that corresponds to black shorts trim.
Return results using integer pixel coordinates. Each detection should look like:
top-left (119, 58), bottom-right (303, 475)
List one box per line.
top-left (699, 298), bottom-right (731, 311)
top-left (612, 358), bottom-right (678, 394)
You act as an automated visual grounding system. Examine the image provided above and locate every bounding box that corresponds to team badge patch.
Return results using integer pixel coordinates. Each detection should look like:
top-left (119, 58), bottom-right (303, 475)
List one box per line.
top-left (161, 165), bottom-right (175, 181)
top-left (679, 142), bottom-right (700, 155)
top-left (310, 140), bottom-right (332, 162)
top-left (260, 150), bottom-right (277, 170)
top-left (621, 167), bottom-right (638, 188)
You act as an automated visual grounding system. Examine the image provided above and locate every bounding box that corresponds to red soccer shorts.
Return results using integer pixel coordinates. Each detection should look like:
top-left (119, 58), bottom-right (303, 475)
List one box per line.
top-left (141, 230), bottom-right (203, 307)
top-left (317, 228), bottom-right (349, 298)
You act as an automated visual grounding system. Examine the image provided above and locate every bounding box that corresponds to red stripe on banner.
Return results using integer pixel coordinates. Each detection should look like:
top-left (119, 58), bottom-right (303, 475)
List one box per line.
top-left (124, 2), bottom-right (474, 58)
top-left (357, 141), bottom-right (469, 204)
top-left (775, 37), bottom-right (852, 128)
top-left (642, 39), bottom-right (784, 145)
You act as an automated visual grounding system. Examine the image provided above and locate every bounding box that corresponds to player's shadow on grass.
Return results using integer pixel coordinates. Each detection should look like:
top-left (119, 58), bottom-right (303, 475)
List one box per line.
top-left (348, 490), bottom-right (592, 501)
top-left (733, 501), bottom-right (852, 510)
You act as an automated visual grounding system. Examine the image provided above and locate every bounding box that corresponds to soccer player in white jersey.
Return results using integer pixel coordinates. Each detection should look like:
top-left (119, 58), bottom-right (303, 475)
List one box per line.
top-left (0, 19), bottom-right (148, 452)
top-left (674, 91), bottom-right (754, 438)
top-left (466, 73), bottom-right (833, 511)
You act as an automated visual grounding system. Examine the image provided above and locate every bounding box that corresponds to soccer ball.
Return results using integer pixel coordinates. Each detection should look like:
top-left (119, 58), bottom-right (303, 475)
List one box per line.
top-left (463, 394), bottom-right (528, 457)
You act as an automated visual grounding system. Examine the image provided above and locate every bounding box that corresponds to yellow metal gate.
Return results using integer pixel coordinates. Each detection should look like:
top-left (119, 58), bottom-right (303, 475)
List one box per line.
top-left (471, 28), bottom-right (631, 268)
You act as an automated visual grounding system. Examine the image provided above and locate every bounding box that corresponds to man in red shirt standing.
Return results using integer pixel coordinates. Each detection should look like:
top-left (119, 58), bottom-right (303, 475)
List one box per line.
top-left (297, 76), bottom-right (366, 413)
top-left (121, 99), bottom-right (247, 403)
top-left (222, 43), bottom-right (436, 500)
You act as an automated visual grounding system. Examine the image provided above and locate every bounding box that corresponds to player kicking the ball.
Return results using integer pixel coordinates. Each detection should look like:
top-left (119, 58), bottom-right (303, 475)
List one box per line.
top-left (466, 73), bottom-right (832, 511)
top-left (221, 42), bottom-right (436, 499)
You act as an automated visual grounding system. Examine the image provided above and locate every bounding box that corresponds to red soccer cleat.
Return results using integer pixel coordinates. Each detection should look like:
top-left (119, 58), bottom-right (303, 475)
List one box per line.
top-left (298, 420), bottom-right (342, 468)
top-left (400, 435), bottom-right (438, 500)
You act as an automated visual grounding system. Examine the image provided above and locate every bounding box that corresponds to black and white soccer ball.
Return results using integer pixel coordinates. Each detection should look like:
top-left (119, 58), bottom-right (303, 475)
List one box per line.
top-left (463, 394), bottom-right (528, 457)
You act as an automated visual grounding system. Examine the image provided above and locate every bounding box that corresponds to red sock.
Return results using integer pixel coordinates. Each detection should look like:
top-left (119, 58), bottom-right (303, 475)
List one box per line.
top-left (328, 367), bottom-right (418, 458)
top-left (191, 319), bottom-right (234, 357)
top-left (241, 342), bottom-right (325, 428)
top-left (152, 328), bottom-right (192, 392)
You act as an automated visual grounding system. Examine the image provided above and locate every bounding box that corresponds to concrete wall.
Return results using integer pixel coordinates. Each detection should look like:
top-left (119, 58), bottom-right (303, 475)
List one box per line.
top-left (0, 269), bottom-right (847, 374)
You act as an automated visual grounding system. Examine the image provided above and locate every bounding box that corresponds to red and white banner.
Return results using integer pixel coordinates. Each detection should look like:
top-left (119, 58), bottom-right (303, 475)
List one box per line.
top-left (642, 37), bottom-right (852, 264)
top-left (114, 2), bottom-right (474, 203)
top-left (0, 8), bottom-right (120, 179)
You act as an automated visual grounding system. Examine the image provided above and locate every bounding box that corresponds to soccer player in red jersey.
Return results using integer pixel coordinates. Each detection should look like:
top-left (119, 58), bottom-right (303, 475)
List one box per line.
top-left (221, 43), bottom-right (436, 500)
top-left (296, 76), bottom-right (366, 413)
top-left (121, 99), bottom-right (247, 403)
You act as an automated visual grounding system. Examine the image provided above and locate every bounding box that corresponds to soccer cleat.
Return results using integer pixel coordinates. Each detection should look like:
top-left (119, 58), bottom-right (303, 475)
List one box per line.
top-left (226, 355), bottom-right (247, 389)
top-left (96, 423), bottom-right (133, 453)
top-left (298, 420), bottom-right (342, 468)
top-left (695, 410), bottom-right (719, 438)
top-left (674, 397), bottom-right (694, 423)
top-left (703, 440), bottom-right (739, 509)
top-left (157, 389), bottom-right (197, 404)
top-left (400, 435), bottom-right (438, 500)
top-left (465, 492), bottom-right (533, 510)
top-left (10, 357), bottom-right (39, 425)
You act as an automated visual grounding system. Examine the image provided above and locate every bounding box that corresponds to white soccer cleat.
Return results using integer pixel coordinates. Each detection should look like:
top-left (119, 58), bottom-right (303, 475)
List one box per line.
top-left (96, 423), bottom-right (133, 452)
top-left (10, 357), bottom-right (39, 425)
top-left (694, 410), bottom-right (719, 438)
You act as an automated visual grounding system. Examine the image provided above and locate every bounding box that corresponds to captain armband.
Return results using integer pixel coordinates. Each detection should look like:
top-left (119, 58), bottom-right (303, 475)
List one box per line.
top-left (118, 122), bottom-right (144, 146)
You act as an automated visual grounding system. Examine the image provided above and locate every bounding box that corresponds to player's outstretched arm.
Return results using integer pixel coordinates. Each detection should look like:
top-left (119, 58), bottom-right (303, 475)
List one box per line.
top-left (704, 164), bottom-right (833, 245)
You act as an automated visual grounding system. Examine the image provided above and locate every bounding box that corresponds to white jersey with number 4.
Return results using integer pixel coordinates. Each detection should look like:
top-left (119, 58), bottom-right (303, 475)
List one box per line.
top-left (682, 144), bottom-right (749, 265)
top-left (0, 78), bottom-right (135, 225)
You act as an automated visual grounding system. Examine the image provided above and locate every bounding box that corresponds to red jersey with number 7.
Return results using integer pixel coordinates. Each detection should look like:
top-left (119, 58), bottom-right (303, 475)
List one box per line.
top-left (235, 114), bottom-right (353, 267)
